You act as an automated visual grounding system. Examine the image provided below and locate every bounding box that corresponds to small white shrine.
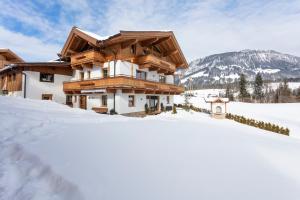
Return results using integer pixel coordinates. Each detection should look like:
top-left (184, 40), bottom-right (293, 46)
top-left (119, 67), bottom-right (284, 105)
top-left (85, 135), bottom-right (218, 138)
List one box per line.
top-left (205, 97), bottom-right (229, 119)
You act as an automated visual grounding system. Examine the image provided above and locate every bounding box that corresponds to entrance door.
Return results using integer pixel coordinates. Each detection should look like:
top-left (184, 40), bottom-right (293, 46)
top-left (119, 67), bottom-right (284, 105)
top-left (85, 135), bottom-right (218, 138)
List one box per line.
top-left (147, 96), bottom-right (159, 111)
top-left (79, 95), bottom-right (87, 109)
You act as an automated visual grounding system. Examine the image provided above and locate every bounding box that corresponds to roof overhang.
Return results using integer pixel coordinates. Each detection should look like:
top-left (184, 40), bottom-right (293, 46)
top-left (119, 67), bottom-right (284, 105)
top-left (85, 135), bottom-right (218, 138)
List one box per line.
top-left (0, 49), bottom-right (24, 62)
top-left (0, 62), bottom-right (70, 74)
top-left (61, 27), bottom-right (188, 69)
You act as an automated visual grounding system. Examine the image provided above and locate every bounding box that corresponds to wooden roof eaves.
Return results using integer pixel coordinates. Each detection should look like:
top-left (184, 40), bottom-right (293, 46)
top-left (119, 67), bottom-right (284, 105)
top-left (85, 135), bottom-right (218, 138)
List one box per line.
top-left (99, 31), bottom-right (188, 68)
top-left (169, 33), bottom-right (188, 68)
top-left (0, 49), bottom-right (24, 62)
top-left (61, 26), bottom-right (99, 57)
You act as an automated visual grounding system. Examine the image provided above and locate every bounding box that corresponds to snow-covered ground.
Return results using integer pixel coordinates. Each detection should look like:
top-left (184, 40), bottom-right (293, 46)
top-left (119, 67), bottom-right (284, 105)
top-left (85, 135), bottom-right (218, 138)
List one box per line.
top-left (1, 96), bottom-right (300, 200)
top-left (175, 89), bottom-right (300, 139)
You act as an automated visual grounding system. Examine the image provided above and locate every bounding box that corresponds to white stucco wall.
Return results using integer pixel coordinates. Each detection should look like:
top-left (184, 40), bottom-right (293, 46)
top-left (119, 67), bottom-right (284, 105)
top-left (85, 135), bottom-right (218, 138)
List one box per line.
top-left (115, 91), bottom-right (146, 114)
top-left (71, 92), bottom-right (174, 114)
top-left (71, 60), bottom-right (174, 83)
top-left (24, 71), bottom-right (71, 104)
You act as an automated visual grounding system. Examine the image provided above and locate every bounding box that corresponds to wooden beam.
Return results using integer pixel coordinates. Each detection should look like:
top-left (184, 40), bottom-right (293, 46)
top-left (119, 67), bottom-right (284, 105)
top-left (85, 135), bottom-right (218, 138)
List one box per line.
top-left (106, 88), bottom-right (117, 93)
top-left (176, 63), bottom-right (184, 67)
top-left (67, 49), bottom-right (77, 54)
top-left (72, 65), bottom-right (83, 70)
top-left (151, 36), bottom-right (171, 46)
top-left (163, 49), bottom-right (178, 57)
top-left (121, 39), bottom-right (137, 49)
top-left (139, 38), bottom-right (158, 47)
top-left (122, 89), bottom-right (134, 93)
top-left (134, 89), bottom-right (145, 94)
top-left (73, 36), bottom-right (83, 50)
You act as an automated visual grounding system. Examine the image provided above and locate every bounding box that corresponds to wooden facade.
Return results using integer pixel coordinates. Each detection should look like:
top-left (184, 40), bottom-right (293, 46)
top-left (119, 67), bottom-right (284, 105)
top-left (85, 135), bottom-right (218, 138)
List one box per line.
top-left (0, 71), bottom-right (23, 92)
top-left (63, 76), bottom-right (184, 94)
top-left (61, 27), bottom-right (187, 96)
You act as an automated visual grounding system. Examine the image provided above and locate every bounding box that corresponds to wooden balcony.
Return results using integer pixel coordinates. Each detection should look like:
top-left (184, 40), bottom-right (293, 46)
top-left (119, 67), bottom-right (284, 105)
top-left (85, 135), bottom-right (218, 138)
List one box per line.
top-left (63, 76), bottom-right (184, 94)
top-left (71, 50), bottom-right (105, 67)
top-left (137, 54), bottom-right (176, 75)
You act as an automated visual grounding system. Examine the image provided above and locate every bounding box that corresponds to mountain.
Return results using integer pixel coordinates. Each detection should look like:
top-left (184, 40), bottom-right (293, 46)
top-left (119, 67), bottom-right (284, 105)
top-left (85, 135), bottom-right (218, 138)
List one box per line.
top-left (182, 50), bottom-right (300, 86)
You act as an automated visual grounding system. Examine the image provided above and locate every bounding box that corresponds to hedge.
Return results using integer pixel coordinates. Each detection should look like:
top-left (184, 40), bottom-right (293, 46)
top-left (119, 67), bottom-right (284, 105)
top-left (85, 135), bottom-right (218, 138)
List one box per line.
top-left (225, 113), bottom-right (289, 136)
top-left (174, 104), bottom-right (289, 136)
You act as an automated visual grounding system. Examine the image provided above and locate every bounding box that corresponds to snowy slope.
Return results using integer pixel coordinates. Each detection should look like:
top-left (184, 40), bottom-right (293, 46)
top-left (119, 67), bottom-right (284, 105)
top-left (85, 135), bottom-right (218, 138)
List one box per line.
top-left (175, 89), bottom-right (300, 138)
top-left (183, 50), bottom-right (300, 85)
top-left (1, 96), bottom-right (300, 200)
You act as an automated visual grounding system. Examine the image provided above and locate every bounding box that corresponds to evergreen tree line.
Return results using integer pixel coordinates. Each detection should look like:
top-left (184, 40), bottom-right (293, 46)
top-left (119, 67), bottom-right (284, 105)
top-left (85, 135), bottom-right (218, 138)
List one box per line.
top-left (225, 73), bottom-right (300, 103)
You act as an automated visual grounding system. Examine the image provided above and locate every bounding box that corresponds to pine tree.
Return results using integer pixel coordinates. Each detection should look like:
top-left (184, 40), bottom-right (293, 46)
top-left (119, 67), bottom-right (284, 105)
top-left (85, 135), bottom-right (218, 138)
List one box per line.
top-left (253, 73), bottom-right (264, 102)
top-left (282, 79), bottom-right (291, 96)
top-left (239, 73), bottom-right (249, 101)
top-left (225, 84), bottom-right (230, 98)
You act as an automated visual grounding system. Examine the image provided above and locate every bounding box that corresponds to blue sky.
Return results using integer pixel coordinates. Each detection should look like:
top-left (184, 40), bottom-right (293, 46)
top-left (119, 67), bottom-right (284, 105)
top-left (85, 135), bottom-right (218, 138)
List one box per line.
top-left (0, 0), bottom-right (300, 61)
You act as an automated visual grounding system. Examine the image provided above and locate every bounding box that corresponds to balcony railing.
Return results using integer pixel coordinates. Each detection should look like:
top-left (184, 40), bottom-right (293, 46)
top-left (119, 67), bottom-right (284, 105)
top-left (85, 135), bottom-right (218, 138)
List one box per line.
top-left (63, 75), bottom-right (183, 94)
top-left (71, 50), bottom-right (105, 67)
top-left (136, 54), bottom-right (176, 74)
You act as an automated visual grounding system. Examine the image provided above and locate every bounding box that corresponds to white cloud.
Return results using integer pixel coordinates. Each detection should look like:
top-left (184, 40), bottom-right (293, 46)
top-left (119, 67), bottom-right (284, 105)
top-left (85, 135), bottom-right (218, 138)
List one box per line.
top-left (99, 0), bottom-right (300, 61)
top-left (0, 26), bottom-right (61, 61)
top-left (0, 0), bottom-right (300, 62)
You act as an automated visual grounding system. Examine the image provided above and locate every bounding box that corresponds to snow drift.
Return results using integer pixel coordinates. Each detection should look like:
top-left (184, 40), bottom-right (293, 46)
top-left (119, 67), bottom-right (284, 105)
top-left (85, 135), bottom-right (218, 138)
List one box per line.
top-left (1, 96), bottom-right (300, 200)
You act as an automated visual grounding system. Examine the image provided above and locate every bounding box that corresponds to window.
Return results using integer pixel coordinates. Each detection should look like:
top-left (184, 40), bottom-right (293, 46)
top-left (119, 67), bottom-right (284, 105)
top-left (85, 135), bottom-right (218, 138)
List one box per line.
top-left (103, 68), bottom-right (108, 78)
top-left (40, 73), bottom-right (54, 82)
top-left (8, 75), bottom-right (11, 82)
top-left (128, 95), bottom-right (135, 107)
top-left (130, 44), bottom-right (136, 55)
top-left (87, 71), bottom-right (91, 79)
top-left (66, 95), bottom-right (73, 106)
top-left (136, 70), bottom-right (147, 80)
top-left (159, 75), bottom-right (166, 83)
top-left (167, 96), bottom-right (170, 104)
top-left (102, 95), bottom-right (107, 106)
top-left (42, 94), bottom-right (53, 100)
top-left (80, 72), bottom-right (84, 80)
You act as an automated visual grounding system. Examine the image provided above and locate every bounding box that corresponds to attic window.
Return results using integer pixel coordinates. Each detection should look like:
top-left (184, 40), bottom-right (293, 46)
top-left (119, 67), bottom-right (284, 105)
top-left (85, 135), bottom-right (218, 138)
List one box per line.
top-left (130, 44), bottom-right (136, 55)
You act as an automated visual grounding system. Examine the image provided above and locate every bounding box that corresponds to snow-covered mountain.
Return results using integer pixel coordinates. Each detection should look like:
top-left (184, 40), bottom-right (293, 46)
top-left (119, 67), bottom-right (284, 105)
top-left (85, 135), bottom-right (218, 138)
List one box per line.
top-left (182, 50), bottom-right (300, 85)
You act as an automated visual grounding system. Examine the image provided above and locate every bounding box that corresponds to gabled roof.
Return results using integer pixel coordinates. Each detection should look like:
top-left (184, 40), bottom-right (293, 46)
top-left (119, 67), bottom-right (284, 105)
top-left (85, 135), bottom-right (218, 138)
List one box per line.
top-left (0, 49), bottom-right (24, 62)
top-left (61, 27), bottom-right (188, 68)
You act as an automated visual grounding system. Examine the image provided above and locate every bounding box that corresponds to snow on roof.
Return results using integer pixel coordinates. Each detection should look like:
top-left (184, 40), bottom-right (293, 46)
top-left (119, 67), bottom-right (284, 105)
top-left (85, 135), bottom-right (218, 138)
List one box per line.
top-left (47, 59), bottom-right (64, 63)
top-left (76, 28), bottom-right (109, 41)
top-left (205, 97), bottom-right (229, 103)
top-left (0, 64), bottom-right (14, 73)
